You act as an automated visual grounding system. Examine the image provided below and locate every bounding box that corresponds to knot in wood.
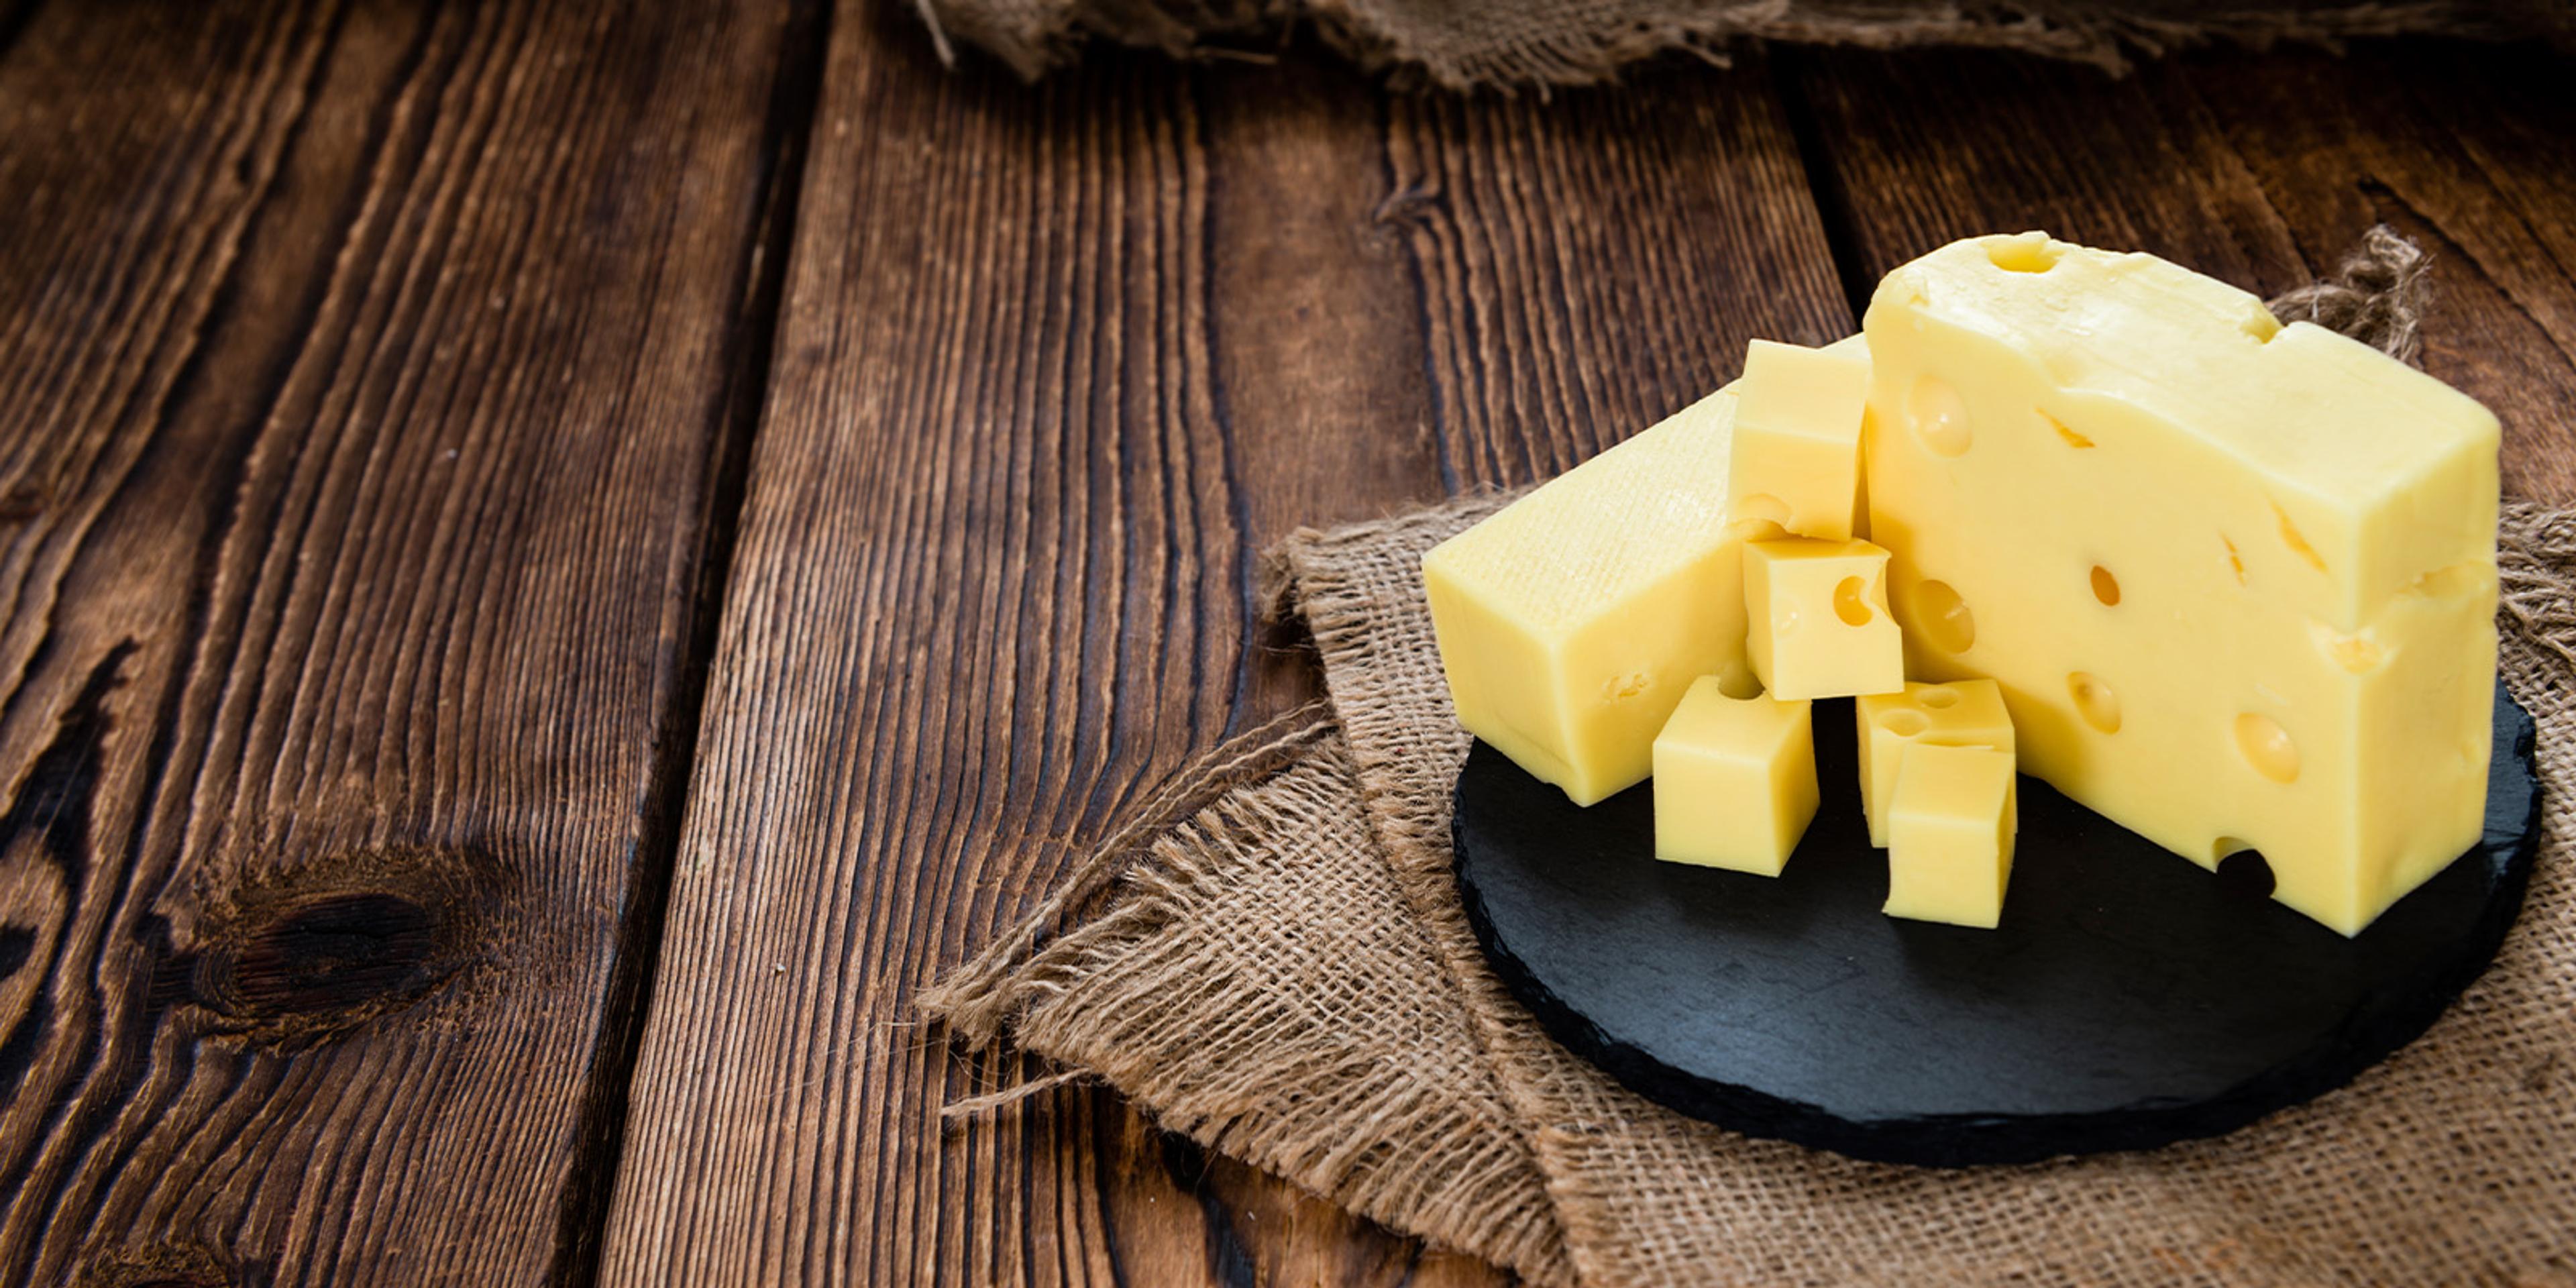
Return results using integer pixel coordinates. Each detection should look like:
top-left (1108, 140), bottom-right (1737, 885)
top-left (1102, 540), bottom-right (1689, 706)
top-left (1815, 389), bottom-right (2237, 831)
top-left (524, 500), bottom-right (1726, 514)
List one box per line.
top-left (71, 1242), bottom-right (253, 1288)
top-left (181, 846), bottom-right (506, 1045)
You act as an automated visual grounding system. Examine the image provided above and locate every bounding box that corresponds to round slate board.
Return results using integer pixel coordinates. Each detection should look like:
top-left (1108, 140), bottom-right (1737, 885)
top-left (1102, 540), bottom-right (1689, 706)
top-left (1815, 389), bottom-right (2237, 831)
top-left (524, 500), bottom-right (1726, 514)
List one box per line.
top-left (1452, 682), bottom-right (2540, 1167)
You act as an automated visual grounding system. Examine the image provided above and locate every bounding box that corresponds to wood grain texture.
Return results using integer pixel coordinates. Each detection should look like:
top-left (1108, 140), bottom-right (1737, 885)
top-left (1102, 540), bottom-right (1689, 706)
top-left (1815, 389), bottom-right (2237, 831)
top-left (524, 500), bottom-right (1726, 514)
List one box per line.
top-left (20, 8), bottom-right (2567, 1284)
top-left (1786, 42), bottom-right (2576, 502)
top-left (0, 1), bottom-right (794, 1283)
top-left (596, 6), bottom-right (1849, 1283)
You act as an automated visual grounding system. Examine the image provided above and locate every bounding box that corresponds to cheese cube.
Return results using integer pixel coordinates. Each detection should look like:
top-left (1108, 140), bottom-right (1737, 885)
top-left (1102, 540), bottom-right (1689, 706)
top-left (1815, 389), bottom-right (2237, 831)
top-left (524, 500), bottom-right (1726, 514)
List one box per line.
top-left (1726, 339), bottom-right (1871, 542)
top-left (1743, 538), bottom-right (1904, 701)
top-left (1864, 233), bottom-right (2499, 935)
top-left (1856, 680), bottom-right (2017, 847)
top-left (1884, 743), bottom-right (2017, 928)
top-left (1652, 677), bottom-right (1817, 875)
top-left (1423, 390), bottom-right (1759, 806)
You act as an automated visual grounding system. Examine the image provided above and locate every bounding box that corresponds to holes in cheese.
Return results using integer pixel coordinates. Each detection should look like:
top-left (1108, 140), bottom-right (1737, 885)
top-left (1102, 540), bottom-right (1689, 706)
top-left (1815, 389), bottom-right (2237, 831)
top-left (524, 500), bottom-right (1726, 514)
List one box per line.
top-left (2234, 713), bottom-right (2301, 784)
top-left (2308, 621), bottom-right (2390, 674)
top-left (2089, 565), bottom-right (2121, 607)
top-left (1983, 231), bottom-right (2064, 274)
top-left (1907, 376), bottom-right (1972, 456)
top-left (2215, 848), bottom-right (2277, 898)
top-left (1730, 491), bottom-right (1793, 541)
top-left (1902, 578), bottom-right (1976, 654)
top-left (2041, 411), bottom-right (2095, 449)
top-left (2271, 500), bottom-right (2328, 574)
top-left (2068, 672), bottom-right (2122, 734)
top-left (1604, 671), bottom-right (1652, 701)
top-left (1833, 576), bottom-right (1873, 626)
top-left (2221, 535), bottom-right (2248, 586)
top-left (1717, 658), bottom-right (1764, 700)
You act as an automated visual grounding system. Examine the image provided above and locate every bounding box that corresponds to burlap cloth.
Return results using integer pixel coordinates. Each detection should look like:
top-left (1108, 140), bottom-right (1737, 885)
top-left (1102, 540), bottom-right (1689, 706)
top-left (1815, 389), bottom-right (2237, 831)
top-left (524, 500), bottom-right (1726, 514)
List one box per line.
top-left (923, 233), bottom-right (2576, 1286)
top-left (912, 0), bottom-right (2574, 88)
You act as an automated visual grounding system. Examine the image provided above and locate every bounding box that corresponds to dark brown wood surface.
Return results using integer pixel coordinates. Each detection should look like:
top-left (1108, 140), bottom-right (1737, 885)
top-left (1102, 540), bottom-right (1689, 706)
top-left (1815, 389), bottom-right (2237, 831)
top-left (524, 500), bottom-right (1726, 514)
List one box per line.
top-left (1, 5), bottom-right (2572, 1285)
top-left (0, 0), bottom-right (799, 1283)
top-left (592, 8), bottom-right (1847, 1284)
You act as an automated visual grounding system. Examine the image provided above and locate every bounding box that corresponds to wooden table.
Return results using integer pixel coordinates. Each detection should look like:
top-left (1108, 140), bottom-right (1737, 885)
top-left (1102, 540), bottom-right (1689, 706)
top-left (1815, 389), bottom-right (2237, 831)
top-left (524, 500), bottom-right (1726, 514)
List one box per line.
top-left (2, 2), bottom-right (2570, 1283)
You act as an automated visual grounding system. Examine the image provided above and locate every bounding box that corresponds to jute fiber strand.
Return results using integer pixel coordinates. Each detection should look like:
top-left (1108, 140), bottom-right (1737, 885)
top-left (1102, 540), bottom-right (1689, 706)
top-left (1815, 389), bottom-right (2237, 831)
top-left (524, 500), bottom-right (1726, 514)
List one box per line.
top-left (910, 0), bottom-right (2575, 88)
top-left (922, 233), bottom-right (2576, 1287)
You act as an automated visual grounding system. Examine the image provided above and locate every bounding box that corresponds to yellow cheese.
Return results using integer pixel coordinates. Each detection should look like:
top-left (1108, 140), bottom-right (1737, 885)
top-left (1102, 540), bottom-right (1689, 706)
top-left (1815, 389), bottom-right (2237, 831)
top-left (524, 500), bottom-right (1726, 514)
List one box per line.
top-left (1856, 680), bottom-right (2017, 847)
top-left (1743, 538), bottom-right (1904, 702)
top-left (1422, 390), bottom-right (1757, 805)
top-left (1652, 676), bottom-right (1817, 875)
top-left (1864, 232), bottom-right (2499, 935)
top-left (1727, 339), bottom-right (1871, 541)
top-left (1884, 743), bottom-right (2017, 928)
top-left (1421, 335), bottom-right (1867, 806)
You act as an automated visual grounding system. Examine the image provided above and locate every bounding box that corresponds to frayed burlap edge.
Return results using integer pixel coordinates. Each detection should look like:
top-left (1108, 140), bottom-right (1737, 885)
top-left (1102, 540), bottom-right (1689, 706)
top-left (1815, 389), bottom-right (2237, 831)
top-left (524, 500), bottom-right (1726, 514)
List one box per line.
top-left (922, 702), bottom-right (1333, 1048)
top-left (922, 709), bottom-right (1576, 1285)
top-left (2268, 224), bottom-right (2436, 366)
top-left (915, 0), bottom-right (2573, 89)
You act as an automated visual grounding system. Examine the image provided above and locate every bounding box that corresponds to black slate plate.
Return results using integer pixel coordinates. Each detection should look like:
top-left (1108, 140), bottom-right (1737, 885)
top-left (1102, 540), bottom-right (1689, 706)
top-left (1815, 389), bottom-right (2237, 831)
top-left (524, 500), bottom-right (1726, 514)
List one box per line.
top-left (1452, 681), bottom-right (2540, 1167)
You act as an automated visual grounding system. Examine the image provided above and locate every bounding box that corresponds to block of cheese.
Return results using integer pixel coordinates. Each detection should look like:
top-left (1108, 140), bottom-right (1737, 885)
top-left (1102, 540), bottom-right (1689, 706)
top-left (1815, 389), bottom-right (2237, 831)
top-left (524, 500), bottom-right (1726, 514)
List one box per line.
top-left (1744, 538), bottom-right (1905, 702)
top-left (1423, 393), bottom-right (1754, 804)
top-left (1864, 232), bottom-right (2499, 935)
top-left (1856, 680), bottom-right (2017, 847)
top-left (1652, 677), bottom-right (1818, 875)
top-left (1727, 339), bottom-right (1872, 542)
top-left (1884, 743), bottom-right (2018, 928)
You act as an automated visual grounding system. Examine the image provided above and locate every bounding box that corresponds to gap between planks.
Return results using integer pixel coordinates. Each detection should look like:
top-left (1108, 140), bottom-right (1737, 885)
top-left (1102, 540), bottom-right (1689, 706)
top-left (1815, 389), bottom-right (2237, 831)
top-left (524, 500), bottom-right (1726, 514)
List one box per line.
top-left (539, 1), bottom-right (838, 1285)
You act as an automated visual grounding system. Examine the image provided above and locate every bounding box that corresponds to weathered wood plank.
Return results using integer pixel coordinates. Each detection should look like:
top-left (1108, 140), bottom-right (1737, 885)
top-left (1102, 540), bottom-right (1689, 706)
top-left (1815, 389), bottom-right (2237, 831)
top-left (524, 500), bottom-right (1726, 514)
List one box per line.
top-left (1385, 77), bottom-right (1853, 488)
top-left (1786, 41), bottom-right (2576, 501)
top-left (598, 6), bottom-right (1849, 1281)
top-left (606, 17), bottom-right (1261, 1281)
top-left (0, 1), bottom-right (796, 1282)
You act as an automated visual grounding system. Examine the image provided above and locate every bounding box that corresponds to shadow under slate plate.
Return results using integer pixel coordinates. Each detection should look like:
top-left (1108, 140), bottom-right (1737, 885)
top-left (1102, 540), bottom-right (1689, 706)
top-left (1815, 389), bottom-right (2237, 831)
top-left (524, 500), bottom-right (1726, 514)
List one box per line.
top-left (1451, 683), bottom-right (2540, 1167)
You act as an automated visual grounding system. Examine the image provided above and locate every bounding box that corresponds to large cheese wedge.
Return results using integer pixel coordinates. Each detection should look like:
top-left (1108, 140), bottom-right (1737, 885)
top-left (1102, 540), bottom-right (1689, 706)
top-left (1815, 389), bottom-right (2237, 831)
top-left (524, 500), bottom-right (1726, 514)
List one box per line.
top-left (1424, 337), bottom-right (1866, 806)
top-left (1862, 233), bottom-right (2499, 935)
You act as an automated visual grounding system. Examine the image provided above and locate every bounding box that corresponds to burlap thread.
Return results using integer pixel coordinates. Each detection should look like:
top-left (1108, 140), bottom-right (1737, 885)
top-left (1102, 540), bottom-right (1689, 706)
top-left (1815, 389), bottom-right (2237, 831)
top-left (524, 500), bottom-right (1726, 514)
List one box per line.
top-left (922, 232), bottom-right (2576, 1287)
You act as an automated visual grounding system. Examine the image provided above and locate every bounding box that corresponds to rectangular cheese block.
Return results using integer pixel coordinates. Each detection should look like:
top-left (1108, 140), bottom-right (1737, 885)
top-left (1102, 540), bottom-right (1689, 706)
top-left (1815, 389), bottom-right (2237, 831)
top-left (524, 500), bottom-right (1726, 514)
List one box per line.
top-left (1424, 392), bottom-right (1755, 805)
top-left (1862, 233), bottom-right (2499, 934)
top-left (1884, 743), bottom-right (2018, 929)
top-left (1652, 677), bottom-right (1817, 875)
